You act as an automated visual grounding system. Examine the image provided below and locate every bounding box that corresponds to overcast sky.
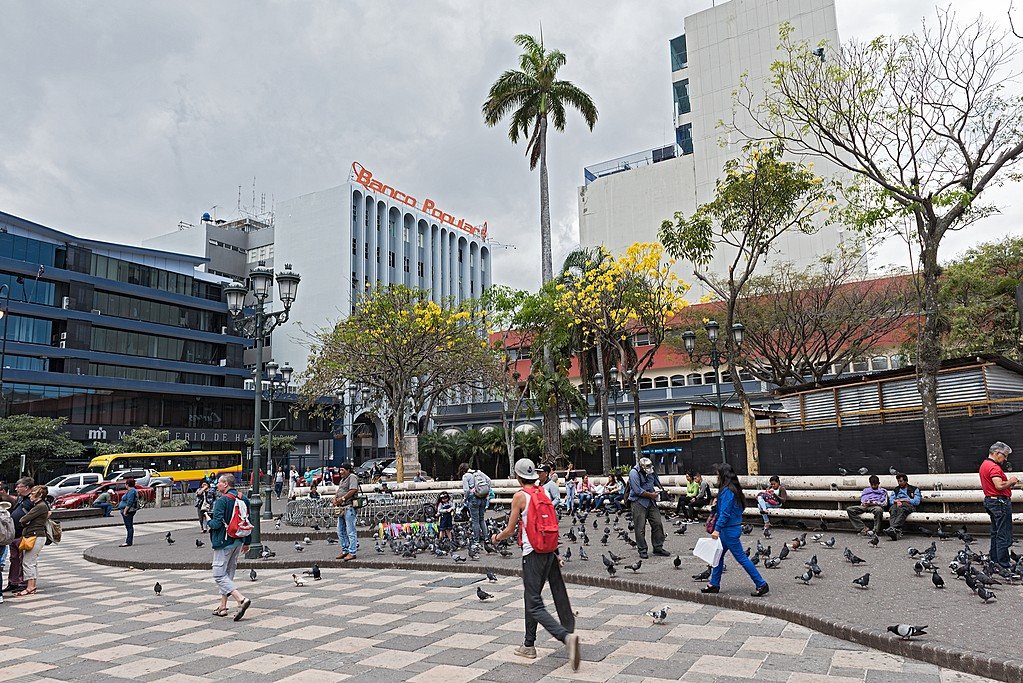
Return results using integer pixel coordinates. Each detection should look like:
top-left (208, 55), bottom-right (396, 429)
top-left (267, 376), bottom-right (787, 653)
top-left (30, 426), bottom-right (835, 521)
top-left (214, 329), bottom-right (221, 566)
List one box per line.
top-left (0, 0), bottom-right (1018, 291)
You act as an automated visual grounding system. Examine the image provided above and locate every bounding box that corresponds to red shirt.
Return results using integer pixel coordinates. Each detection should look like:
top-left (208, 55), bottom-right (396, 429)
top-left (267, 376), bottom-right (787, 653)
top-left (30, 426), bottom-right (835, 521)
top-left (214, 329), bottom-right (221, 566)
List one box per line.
top-left (980, 458), bottom-right (1010, 497)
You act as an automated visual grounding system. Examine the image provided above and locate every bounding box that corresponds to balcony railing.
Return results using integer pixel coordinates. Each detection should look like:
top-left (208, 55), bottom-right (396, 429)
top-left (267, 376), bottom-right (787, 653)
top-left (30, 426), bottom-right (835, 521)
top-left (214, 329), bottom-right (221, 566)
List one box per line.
top-left (584, 145), bottom-right (678, 185)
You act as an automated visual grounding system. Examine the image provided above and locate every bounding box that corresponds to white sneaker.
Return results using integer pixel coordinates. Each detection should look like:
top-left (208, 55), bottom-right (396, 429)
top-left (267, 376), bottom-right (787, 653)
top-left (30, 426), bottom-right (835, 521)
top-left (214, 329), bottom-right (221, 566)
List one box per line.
top-left (513, 645), bottom-right (536, 659)
top-left (566, 634), bottom-right (581, 671)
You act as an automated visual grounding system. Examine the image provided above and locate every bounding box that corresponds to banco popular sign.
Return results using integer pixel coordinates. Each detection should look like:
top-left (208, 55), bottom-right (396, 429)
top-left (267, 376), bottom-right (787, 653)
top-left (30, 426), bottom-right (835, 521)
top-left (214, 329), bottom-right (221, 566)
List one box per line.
top-left (350, 161), bottom-right (488, 240)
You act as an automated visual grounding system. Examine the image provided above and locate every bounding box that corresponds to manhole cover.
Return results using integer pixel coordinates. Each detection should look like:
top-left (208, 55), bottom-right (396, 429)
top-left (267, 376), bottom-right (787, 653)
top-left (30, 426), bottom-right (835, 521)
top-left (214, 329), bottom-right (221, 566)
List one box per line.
top-left (425, 576), bottom-right (484, 588)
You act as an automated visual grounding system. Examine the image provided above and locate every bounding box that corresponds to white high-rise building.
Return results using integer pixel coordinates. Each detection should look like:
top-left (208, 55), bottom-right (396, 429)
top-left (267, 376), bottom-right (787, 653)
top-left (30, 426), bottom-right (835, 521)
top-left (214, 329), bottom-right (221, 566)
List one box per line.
top-left (578, 0), bottom-right (844, 294)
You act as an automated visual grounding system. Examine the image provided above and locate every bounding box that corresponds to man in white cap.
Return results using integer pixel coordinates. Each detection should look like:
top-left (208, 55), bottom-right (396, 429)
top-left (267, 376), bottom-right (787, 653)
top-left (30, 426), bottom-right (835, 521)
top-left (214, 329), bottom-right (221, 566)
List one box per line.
top-left (627, 457), bottom-right (669, 559)
top-left (491, 458), bottom-right (580, 671)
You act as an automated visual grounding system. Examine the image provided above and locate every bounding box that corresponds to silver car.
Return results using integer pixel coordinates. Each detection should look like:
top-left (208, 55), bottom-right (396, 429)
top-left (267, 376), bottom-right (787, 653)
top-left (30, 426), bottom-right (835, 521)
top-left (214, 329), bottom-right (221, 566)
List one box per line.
top-left (45, 472), bottom-right (104, 499)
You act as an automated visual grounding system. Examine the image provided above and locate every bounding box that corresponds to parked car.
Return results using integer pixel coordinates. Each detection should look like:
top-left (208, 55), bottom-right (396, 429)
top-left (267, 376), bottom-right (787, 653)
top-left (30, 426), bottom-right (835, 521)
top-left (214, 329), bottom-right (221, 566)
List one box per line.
top-left (45, 472), bottom-right (104, 499)
top-left (51, 481), bottom-right (156, 510)
top-left (107, 468), bottom-right (173, 488)
top-left (354, 458), bottom-right (392, 481)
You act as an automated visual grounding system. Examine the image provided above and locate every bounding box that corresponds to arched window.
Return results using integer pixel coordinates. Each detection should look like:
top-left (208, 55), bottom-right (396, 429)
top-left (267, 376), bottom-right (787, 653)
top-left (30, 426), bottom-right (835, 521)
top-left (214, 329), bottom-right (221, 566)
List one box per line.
top-left (703, 371), bottom-right (718, 385)
top-left (687, 373), bottom-right (702, 386)
top-left (870, 355), bottom-right (890, 371)
top-left (670, 374), bottom-right (686, 387)
top-left (638, 377), bottom-right (653, 390)
top-left (654, 376), bottom-right (669, 388)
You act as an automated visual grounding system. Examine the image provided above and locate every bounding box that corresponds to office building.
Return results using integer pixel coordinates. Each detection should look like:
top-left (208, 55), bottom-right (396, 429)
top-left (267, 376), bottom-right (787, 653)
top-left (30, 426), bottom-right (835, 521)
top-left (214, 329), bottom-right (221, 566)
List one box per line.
top-left (578, 0), bottom-right (845, 294)
top-left (0, 210), bottom-right (328, 457)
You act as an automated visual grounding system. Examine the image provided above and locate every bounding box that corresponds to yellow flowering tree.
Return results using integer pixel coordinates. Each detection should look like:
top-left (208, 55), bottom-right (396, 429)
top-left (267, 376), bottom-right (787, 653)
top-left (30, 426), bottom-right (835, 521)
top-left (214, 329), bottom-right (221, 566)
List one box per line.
top-left (659, 142), bottom-right (833, 474)
top-left (558, 243), bottom-right (689, 468)
top-left (300, 286), bottom-right (499, 483)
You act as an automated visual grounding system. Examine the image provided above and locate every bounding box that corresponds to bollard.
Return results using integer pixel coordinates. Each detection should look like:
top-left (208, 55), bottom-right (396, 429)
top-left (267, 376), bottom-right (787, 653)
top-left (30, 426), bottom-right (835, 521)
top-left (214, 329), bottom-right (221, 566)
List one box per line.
top-left (155, 486), bottom-right (166, 508)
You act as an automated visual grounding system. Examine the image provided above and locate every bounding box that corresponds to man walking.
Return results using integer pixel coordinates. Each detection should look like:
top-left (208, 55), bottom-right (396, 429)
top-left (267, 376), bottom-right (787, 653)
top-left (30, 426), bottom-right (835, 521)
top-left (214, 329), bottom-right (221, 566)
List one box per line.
top-left (628, 458), bottom-right (669, 559)
top-left (4, 478), bottom-right (33, 594)
top-left (980, 441), bottom-right (1017, 571)
top-left (207, 474), bottom-right (252, 621)
top-left (491, 458), bottom-right (580, 671)
top-left (459, 463), bottom-right (491, 545)
top-left (333, 462), bottom-right (360, 561)
top-left (846, 475), bottom-right (888, 535)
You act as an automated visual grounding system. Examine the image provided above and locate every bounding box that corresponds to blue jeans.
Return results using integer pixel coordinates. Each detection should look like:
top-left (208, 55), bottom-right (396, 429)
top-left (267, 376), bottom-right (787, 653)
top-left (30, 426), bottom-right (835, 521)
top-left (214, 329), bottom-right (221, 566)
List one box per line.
top-left (337, 507), bottom-right (358, 556)
top-left (93, 502), bottom-right (112, 517)
top-left (466, 495), bottom-right (487, 543)
top-left (984, 497), bottom-right (1013, 568)
top-left (756, 495), bottom-right (781, 524)
top-left (121, 512), bottom-right (135, 545)
top-left (710, 526), bottom-right (767, 589)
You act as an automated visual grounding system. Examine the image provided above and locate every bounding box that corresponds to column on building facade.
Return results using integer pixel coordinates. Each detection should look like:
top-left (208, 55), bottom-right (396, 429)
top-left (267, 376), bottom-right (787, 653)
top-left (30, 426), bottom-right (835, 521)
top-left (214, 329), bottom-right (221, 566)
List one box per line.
top-left (481, 245), bottom-right (492, 292)
top-left (458, 236), bottom-right (469, 303)
top-left (469, 240), bottom-right (480, 300)
top-left (366, 196), bottom-right (378, 287)
top-left (400, 212), bottom-right (411, 287)
top-left (379, 203), bottom-right (390, 288)
top-left (439, 228), bottom-right (449, 300)
top-left (432, 224), bottom-right (442, 303)
top-left (449, 232), bottom-right (457, 303)
top-left (419, 219), bottom-right (430, 294)
top-left (353, 190), bottom-right (366, 306)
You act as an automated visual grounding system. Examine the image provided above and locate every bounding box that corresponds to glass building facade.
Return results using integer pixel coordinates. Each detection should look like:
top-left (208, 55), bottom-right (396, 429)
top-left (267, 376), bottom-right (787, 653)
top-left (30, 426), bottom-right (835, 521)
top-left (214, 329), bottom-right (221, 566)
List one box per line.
top-left (0, 210), bottom-right (328, 456)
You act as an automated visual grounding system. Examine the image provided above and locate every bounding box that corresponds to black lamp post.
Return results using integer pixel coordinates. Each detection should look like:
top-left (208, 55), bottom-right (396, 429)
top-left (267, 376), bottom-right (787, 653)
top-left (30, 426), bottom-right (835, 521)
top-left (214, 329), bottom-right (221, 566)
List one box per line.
top-left (225, 262), bottom-right (301, 559)
top-left (260, 359), bottom-right (292, 520)
top-left (681, 320), bottom-right (745, 465)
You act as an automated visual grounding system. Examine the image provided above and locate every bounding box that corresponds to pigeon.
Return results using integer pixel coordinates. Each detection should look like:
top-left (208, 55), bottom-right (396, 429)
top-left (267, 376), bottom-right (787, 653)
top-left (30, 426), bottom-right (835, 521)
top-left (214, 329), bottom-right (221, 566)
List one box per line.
top-left (889, 466), bottom-right (899, 475)
top-left (579, 548), bottom-right (589, 561)
top-left (913, 562), bottom-right (924, 576)
top-left (327, 537), bottom-right (339, 545)
top-left (858, 467), bottom-right (870, 475)
top-left (294, 542), bottom-right (304, 553)
top-left (804, 554), bottom-right (818, 568)
top-left (931, 571), bottom-right (944, 589)
top-left (795, 569), bottom-right (813, 584)
top-left (154, 581), bottom-right (162, 595)
top-left (249, 569), bottom-right (257, 582)
top-left (763, 528), bottom-right (771, 539)
top-left (565, 547), bottom-right (573, 561)
top-left (626, 560), bottom-right (642, 573)
top-left (822, 537), bottom-right (836, 548)
top-left (166, 534), bottom-right (175, 545)
top-left (453, 554), bottom-right (467, 563)
top-left (485, 569), bottom-right (498, 582)
top-left (275, 519), bottom-right (281, 530)
top-left (303, 536), bottom-right (312, 545)
top-left (847, 551), bottom-right (866, 565)
top-left (673, 555), bottom-right (682, 569)
top-left (477, 587), bottom-right (494, 601)
top-left (292, 574), bottom-right (305, 587)
top-left (868, 534), bottom-right (879, 547)
top-left (195, 538), bottom-right (204, 548)
top-left (778, 545), bottom-right (790, 560)
top-left (741, 524), bottom-right (753, 535)
top-left (908, 547), bottom-right (920, 558)
top-left (606, 563), bottom-right (617, 577)
top-left (692, 566), bottom-right (711, 581)
top-left (818, 520), bottom-right (828, 531)
top-left (852, 573), bottom-right (870, 589)
top-left (795, 521), bottom-right (808, 530)
top-left (593, 519), bottom-right (598, 529)
top-left (609, 551), bottom-right (624, 563)
top-left (888, 624), bottom-right (927, 640)
top-left (302, 565), bottom-right (321, 580)
top-left (645, 606), bottom-right (670, 624)
top-left (977, 586), bottom-right (997, 603)
top-left (764, 557), bottom-right (782, 569)
top-left (601, 533), bottom-right (610, 544)
top-left (838, 467), bottom-right (848, 476)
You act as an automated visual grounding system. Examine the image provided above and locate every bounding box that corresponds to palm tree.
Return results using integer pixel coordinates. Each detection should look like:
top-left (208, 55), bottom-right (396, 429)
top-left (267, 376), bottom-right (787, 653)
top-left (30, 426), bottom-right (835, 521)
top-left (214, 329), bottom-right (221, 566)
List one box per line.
top-left (482, 427), bottom-right (509, 478)
top-left (561, 427), bottom-right (597, 465)
top-left (456, 429), bottom-right (491, 472)
top-left (483, 34), bottom-right (598, 285)
top-left (418, 431), bottom-right (454, 479)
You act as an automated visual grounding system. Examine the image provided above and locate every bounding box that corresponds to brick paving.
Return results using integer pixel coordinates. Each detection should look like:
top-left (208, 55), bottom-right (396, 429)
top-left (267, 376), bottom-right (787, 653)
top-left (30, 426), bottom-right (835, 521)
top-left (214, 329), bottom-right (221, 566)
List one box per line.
top-left (0, 521), bottom-right (1000, 682)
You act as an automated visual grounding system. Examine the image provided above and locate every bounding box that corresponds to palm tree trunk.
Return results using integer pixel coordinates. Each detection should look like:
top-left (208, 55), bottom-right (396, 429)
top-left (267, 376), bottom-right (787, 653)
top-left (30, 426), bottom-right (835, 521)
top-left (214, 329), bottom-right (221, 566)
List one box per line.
top-left (537, 115), bottom-right (563, 463)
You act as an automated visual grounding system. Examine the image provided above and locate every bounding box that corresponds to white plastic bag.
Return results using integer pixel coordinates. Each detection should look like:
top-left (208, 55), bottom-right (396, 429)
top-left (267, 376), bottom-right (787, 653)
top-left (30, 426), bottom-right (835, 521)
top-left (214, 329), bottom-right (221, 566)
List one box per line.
top-left (693, 537), bottom-right (724, 566)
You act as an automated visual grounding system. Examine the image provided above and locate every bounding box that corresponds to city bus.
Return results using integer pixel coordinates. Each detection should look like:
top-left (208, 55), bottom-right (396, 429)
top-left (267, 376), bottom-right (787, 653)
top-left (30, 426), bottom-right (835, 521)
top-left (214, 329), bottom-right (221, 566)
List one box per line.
top-left (88, 450), bottom-right (243, 486)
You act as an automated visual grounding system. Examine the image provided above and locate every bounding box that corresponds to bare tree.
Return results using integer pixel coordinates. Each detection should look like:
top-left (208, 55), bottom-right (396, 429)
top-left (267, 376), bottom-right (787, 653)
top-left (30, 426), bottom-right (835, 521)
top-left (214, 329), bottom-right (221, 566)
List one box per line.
top-left (734, 14), bottom-right (1023, 472)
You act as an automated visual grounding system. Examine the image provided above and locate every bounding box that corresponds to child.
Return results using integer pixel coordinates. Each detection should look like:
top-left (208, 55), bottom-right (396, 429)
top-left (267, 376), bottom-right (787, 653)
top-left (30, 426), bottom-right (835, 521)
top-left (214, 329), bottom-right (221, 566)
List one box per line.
top-left (437, 492), bottom-right (455, 543)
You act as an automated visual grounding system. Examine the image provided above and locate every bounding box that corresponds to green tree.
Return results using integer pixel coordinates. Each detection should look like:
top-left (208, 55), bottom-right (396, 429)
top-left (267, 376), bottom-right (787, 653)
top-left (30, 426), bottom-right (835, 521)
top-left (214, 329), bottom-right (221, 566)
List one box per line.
top-left (92, 425), bottom-right (190, 455)
top-left (483, 32), bottom-right (597, 465)
top-left (245, 435), bottom-right (297, 471)
top-left (300, 286), bottom-right (498, 483)
top-left (0, 416), bottom-right (83, 479)
top-left (561, 427), bottom-right (596, 465)
top-left (941, 237), bottom-right (1023, 360)
top-left (417, 431), bottom-right (455, 479)
top-left (513, 429), bottom-right (543, 461)
top-left (660, 142), bottom-right (833, 474)
top-left (737, 16), bottom-right (1023, 473)
top-left (455, 429), bottom-right (491, 472)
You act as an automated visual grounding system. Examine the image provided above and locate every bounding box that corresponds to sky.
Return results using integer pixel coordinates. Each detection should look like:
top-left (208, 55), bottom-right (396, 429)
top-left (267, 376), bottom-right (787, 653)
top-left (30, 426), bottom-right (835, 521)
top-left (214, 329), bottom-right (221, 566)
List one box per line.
top-left (0, 0), bottom-right (1019, 291)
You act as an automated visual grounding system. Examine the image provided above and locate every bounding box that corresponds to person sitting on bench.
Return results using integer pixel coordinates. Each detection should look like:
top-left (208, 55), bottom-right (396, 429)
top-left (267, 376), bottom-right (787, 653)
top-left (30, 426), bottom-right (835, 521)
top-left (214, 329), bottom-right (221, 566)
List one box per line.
top-left (845, 474), bottom-right (888, 535)
top-left (755, 476), bottom-right (787, 530)
top-left (885, 473), bottom-right (920, 540)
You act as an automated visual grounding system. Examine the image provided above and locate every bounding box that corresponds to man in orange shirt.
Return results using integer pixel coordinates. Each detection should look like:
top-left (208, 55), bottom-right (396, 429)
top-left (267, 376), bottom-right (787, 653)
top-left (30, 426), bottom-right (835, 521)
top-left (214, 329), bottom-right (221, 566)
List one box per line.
top-left (979, 441), bottom-right (1017, 571)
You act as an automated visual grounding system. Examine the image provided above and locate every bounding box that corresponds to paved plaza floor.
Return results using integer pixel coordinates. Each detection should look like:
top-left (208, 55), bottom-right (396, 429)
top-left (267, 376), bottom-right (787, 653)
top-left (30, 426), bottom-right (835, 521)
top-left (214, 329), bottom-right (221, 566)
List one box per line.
top-left (0, 521), bottom-right (999, 682)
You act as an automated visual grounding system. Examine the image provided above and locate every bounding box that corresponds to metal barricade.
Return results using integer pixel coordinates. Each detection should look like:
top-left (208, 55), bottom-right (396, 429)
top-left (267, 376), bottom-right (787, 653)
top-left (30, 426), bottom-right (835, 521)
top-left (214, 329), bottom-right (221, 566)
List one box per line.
top-left (283, 498), bottom-right (338, 528)
top-left (283, 491), bottom-right (467, 528)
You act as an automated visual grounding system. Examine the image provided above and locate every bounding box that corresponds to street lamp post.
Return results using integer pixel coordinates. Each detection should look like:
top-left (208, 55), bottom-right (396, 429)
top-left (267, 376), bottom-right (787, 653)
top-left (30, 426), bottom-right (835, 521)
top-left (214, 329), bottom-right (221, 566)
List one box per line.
top-left (225, 263), bottom-right (301, 559)
top-left (681, 320), bottom-right (745, 466)
top-left (260, 360), bottom-right (292, 520)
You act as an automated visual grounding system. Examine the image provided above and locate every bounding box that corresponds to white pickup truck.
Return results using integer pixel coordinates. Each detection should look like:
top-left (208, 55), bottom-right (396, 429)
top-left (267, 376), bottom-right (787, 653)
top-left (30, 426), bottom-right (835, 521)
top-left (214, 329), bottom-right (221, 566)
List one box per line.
top-left (108, 468), bottom-right (174, 488)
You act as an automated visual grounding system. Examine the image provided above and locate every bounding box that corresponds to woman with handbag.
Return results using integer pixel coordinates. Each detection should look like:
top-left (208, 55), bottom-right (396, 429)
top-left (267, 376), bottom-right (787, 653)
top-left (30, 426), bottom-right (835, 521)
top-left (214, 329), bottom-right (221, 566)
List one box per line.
top-left (701, 464), bottom-right (769, 598)
top-left (195, 481), bottom-right (215, 532)
top-left (15, 485), bottom-right (49, 597)
top-left (117, 478), bottom-right (140, 547)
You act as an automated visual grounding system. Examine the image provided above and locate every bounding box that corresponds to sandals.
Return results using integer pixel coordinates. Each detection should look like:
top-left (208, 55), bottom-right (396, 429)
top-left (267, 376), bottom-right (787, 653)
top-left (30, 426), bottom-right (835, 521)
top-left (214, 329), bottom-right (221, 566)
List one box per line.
top-left (212, 607), bottom-right (230, 617)
top-left (233, 598), bottom-right (251, 622)
top-left (14, 589), bottom-right (36, 597)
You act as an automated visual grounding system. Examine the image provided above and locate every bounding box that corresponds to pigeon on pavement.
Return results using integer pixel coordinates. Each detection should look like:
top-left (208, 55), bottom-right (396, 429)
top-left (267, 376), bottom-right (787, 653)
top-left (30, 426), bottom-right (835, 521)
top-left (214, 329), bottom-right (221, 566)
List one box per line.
top-left (673, 555), bottom-right (682, 569)
top-left (977, 586), bottom-right (997, 603)
top-left (931, 571), bottom-right (944, 589)
top-left (852, 573), bottom-right (870, 589)
top-left (477, 587), bottom-right (494, 601)
top-left (249, 569), bottom-right (257, 582)
top-left (645, 606), bottom-right (670, 624)
top-left (292, 574), bottom-right (304, 587)
top-left (485, 569), bottom-right (498, 582)
top-left (154, 581), bottom-right (162, 595)
top-left (195, 539), bottom-right (204, 548)
top-left (888, 624), bottom-right (927, 640)
top-left (795, 569), bottom-right (813, 585)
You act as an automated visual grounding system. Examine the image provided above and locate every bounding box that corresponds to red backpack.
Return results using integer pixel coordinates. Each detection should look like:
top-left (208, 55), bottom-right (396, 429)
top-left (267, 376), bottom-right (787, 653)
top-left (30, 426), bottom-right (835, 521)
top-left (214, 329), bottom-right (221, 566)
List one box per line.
top-left (225, 494), bottom-right (253, 539)
top-left (520, 486), bottom-right (560, 554)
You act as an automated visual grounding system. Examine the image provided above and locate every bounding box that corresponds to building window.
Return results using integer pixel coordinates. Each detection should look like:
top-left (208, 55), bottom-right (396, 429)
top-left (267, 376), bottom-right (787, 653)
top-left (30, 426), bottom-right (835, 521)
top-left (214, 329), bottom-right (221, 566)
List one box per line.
top-left (352, 238), bottom-right (357, 255)
top-left (703, 371), bottom-right (718, 385)
top-left (673, 79), bottom-right (690, 117)
top-left (670, 34), bottom-right (687, 70)
top-left (633, 332), bottom-right (651, 346)
top-left (670, 374), bottom-right (686, 387)
top-left (365, 243), bottom-right (369, 258)
top-left (389, 251), bottom-right (395, 268)
top-left (638, 377), bottom-right (653, 390)
top-left (654, 376), bottom-right (670, 388)
top-left (418, 232), bottom-right (424, 248)
top-left (417, 262), bottom-right (424, 277)
top-left (870, 355), bottom-right (890, 371)
top-left (687, 373), bottom-right (702, 386)
top-left (403, 226), bottom-right (410, 243)
top-left (376, 247), bottom-right (380, 263)
top-left (676, 123), bottom-right (693, 155)
top-left (403, 257), bottom-right (410, 273)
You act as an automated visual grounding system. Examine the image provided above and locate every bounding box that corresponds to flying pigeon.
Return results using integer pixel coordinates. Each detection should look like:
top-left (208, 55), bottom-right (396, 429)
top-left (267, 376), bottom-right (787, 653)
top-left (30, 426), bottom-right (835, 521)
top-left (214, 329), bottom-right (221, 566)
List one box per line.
top-left (249, 569), bottom-right (257, 582)
top-left (888, 624), bottom-right (927, 640)
top-left (477, 587), bottom-right (494, 601)
top-left (645, 606), bottom-right (670, 625)
top-left (852, 573), bottom-right (870, 589)
top-left (195, 539), bottom-right (204, 548)
top-left (292, 574), bottom-right (304, 587)
top-left (154, 581), bottom-right (162, 595)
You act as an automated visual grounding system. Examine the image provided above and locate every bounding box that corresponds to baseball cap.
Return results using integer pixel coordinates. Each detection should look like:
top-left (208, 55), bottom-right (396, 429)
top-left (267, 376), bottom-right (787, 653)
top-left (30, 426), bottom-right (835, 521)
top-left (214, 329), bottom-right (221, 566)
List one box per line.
top-left (515, 458), bottom-right (539, 480)
top-left (339, 462), bottom-right (354, 471)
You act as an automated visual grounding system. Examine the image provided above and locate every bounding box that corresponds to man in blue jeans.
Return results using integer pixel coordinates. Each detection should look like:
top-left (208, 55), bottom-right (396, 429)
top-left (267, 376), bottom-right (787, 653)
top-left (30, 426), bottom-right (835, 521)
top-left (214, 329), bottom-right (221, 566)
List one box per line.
top-left (332, 462), bottom-right (360, 561)
top-left (980, 441), bottom-right (1017, 571)
top-left (459, 462), bottom-right (491, 545)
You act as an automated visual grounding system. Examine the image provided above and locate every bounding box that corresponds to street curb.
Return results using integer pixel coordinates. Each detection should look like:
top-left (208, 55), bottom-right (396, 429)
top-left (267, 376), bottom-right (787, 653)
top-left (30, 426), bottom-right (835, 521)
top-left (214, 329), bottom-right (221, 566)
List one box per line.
top-left (81, 549), bottom-right (1022, 683)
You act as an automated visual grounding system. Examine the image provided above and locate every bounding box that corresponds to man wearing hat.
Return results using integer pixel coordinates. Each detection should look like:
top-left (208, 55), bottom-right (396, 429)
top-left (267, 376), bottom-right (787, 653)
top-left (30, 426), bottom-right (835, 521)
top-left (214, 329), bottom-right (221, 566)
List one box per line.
top-left (332, 462), bottom-right (360, 561)
top-left (491, 458), bottom-right (580, 671)
top-left (628, 457), bottom-right (669, 559)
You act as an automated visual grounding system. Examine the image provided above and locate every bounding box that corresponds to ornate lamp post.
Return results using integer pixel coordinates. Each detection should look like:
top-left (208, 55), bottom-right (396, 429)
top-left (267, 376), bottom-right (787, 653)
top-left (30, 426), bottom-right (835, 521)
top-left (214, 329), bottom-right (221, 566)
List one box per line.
top-left (224, 263), bottom-right (301, 559)
top-left (260, 359), bottom-right (292, 520)
top-left (681, 320), bottom-right (744, 465)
